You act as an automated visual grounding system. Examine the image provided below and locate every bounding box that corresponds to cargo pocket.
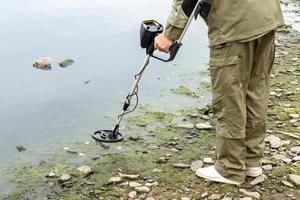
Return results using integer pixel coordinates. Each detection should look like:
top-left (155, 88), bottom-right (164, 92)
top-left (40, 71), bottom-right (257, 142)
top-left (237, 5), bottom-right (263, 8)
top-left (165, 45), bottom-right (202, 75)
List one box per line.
top-left (209, 55), bottom-right (245, 139)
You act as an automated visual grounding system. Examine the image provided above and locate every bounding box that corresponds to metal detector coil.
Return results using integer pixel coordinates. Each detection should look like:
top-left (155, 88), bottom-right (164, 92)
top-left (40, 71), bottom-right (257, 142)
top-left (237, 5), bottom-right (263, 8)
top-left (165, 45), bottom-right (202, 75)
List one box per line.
top-left (92, 0), bottom-right (202, 143)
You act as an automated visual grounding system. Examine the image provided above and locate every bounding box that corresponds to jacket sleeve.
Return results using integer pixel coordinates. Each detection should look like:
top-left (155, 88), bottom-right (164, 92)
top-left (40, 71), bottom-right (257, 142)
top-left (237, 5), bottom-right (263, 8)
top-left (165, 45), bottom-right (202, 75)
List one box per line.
top-left (164, 0), bottom-right (189, 41)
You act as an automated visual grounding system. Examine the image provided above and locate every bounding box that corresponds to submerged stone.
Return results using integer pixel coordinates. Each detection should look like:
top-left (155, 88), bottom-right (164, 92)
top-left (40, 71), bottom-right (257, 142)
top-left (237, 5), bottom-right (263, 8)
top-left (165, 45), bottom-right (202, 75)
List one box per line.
top-left (33, 57), bottom-right (52, 70)
top-left (59, 59), bottom-right (74, 68)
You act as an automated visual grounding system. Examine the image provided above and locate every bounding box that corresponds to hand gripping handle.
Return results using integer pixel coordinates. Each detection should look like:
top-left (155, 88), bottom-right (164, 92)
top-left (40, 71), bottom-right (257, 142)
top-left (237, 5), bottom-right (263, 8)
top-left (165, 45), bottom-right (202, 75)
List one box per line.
top-left (146, 41), bottom-right (182, 62)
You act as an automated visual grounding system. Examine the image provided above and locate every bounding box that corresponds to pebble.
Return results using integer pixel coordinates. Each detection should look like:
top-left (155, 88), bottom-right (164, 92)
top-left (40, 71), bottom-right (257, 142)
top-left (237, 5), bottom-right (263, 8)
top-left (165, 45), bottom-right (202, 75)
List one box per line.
top-left (282, 180), bottom-right (294, 188)
top-left (196, 123), bottom-right (213, 130)
top-left (181, 197), bottom-right (190, 200)
top-left (250, 175), bottom-right (266, 186)
top-left (156, 156), bottom-right (168, 163)
top-left (77, 165), bottom-right (92, 176)
top-left (46, 171), bottom-right (57, 178)
top-left (128, 191), bottom-right (137, 198)
top-left (239, 198), bottom-right (253, 200)
top-left (265, 135), bottom-right (282, 148)
top-left (190, 160), bottom-right (204, 172)
top-left (119, 173), bottom-right (140, 180)
top-left (203, 157), bottom-right (214, 164)
top-left (239, 189), bottom-right (260, 199)
top-left (58, 174), bottom-right (71, 182)
top-left (201, 192), bottom-right (209, 198)
top-left (293, 156), bottom-right (300, 161)
top-left (208, 194), bottom-right (222, 200)
top-left (174, 123), bottom-right (195, 129)
top-left (108, 177), bottom-right (122, 184)
top-left (262, 164), bottom-right (273, 171)
top-left (289, 174), bottom-right (300, 186)
top-left (135, 186), bottom-right (150, 193)
top-left (129, 181), bottom-right (142, 188)
top-left (290, 146), bottom-right (300, 154)
top-left (173, 163), bottom-right (191, 169)
top-left (289, 114), bottom-right (300, 119)
top-left (272, 154), bottom-right (292, 163)
top-left (146, 198), bottom-right (155, 200)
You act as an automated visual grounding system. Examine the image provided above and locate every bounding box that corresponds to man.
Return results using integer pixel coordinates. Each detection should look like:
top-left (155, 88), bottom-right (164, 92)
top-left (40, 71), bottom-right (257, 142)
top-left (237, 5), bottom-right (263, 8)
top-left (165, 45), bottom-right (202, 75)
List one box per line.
top-left (155, 0), bottom-right (284, 185)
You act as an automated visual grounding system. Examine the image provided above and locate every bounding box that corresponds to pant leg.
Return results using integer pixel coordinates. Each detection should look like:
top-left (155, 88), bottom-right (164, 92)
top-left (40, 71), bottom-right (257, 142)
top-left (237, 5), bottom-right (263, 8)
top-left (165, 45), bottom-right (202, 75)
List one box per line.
top-left (245, 31), bottom-right (276, 167)
top-left (209, 42), bottom-right (255, 183)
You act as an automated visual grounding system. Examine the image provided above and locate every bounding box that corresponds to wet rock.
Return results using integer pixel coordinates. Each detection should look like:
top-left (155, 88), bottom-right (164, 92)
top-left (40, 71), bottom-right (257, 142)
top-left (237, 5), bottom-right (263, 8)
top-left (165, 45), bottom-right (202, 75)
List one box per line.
top-left (134, 186), bottom-right (150, 193)
top-left (58, 174), bottom-right (71, 182)
top-left (129, 181), bottom-right (142, 188)
top-left (119, 173), bottom-right (140, 180)
top-left (290, 146), bottom-right (300, 154)
top-left (203, 157), bottom-right (214, 164)
top-left (173, 163), bottom-right (190, 169)
top-left (77, 165), bottom-right (92, 176)
top-left (196, 123), bottom-right (213, 130)
top-left (222, 198), bottom-right (232, 200)
top-left (128, 191), bottom-right (137, 198)
top-left (239, 198), bottom-right (252, 200)
top-left (174, 123), bottom-right (195, 129)
top-left (33, 57), bottom-right (52, 70)
top-left (190, 160), bottom-right (204, 172)
top-left (239, 189), bottom-right (260, 199)
top-left (146, 197), bottom-right (155, 200)
top-left (108, 177), bottom-right (122, 184)
top-left (289, 174), bottom-right (300, 186)
top-left (250, 175), bottom-right (266, 186)
top-left (16, 145), bottom-right (26, 152)
top-left (208, 194), bottom-right (222, 200)
top-left (59, 59), bottom-right (74, 68)
top-left (272, 154), bottom-right (292, 163)
top-left (262, 164), bottom-right (273, 171)
top-left (282, 180), bottom-right (294, 188)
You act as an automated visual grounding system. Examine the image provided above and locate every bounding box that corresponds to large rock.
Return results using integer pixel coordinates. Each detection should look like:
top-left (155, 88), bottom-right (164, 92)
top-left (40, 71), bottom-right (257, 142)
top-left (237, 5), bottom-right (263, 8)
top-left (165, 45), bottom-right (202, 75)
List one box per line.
top-left (196, 123), bottom-right (213, 130)
top-left (289, 174), bottom-right (300, 186)
top-left (135, 186), bottom-right (150, 193)
top-left (265, 135), bottom-right (282, 149)
top-left (77, 165), bottom-right (92, 176)
top-left (174, 123), bottom-right (195, 129)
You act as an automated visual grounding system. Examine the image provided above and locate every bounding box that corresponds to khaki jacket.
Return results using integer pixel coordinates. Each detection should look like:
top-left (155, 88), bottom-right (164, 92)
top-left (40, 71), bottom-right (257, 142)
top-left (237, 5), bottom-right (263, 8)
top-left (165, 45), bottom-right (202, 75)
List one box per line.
top-left (164, 0), bottom-right (285, 47)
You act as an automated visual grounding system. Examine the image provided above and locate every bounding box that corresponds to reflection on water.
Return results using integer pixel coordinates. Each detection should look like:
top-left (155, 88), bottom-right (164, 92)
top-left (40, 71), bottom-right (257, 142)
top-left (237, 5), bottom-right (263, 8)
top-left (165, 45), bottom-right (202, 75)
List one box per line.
top-left (0, 0), bottom-right (209, 180)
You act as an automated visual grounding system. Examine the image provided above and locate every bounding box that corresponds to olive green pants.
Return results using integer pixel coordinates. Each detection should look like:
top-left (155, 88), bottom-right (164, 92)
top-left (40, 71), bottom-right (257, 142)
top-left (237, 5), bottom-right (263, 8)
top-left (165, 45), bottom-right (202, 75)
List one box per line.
top-left (209, 31), bottom-right (276, 183)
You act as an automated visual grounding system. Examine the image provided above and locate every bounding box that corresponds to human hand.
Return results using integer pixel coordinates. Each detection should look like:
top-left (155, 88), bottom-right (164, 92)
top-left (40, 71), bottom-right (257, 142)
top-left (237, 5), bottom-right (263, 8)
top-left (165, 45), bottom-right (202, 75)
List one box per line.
top-left (154, 34), bottom-right (174, 53)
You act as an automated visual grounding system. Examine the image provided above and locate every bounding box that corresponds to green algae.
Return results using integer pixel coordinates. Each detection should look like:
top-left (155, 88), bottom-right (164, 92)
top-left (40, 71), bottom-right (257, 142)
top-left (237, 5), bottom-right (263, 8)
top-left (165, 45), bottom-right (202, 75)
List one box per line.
top-left (171, 85), bottom-right (199, 97)
top-left (59, 59), bottom-right (74, 68)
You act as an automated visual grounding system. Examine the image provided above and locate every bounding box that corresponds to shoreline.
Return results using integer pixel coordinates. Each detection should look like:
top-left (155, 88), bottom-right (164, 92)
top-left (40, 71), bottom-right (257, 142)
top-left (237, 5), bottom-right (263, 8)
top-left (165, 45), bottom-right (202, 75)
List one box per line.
top-left (1, 1), bottom-right (300, 200)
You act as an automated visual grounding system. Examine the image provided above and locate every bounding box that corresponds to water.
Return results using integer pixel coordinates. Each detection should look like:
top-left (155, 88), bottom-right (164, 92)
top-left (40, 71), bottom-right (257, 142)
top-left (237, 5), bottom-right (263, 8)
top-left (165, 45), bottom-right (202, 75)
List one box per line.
top-left (0, 0), bottom-right (209, 182)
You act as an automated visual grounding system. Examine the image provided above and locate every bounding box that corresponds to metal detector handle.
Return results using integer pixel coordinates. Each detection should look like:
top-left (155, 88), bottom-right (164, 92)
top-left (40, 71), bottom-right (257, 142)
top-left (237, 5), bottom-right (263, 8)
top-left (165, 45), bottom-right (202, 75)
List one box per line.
top-left (146, 41), bottom-right (182, 62)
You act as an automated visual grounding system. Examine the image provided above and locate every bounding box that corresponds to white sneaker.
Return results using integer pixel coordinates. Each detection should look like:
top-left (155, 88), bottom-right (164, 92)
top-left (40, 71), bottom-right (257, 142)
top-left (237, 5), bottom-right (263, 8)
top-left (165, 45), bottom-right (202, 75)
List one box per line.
top-left (246, 167), bottom-right (263, 177)
top-left (196, 166), bottom-right (243, 185)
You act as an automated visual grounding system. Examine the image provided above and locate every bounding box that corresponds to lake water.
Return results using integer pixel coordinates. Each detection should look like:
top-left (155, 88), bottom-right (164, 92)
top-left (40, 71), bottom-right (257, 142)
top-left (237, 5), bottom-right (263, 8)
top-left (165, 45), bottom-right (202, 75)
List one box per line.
top-left (0, 0), bottom-right (209, 182)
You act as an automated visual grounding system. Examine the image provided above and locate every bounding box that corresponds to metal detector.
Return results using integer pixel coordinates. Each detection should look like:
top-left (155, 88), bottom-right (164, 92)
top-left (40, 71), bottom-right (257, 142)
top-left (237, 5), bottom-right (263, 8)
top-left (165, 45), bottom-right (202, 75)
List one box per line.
top-left (92, 0), bottom-right (204, 143)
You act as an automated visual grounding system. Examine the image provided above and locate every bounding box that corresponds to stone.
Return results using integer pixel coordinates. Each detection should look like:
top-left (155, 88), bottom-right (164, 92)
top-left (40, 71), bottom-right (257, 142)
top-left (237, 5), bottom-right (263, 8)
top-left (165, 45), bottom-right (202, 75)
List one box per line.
top-left (203, 157), bottom-right (214, 164)
top-left (289, 114), bottom-right (300, 119)
top-left (250, 175), bottom-right (266, 186)
top-left (174, 123), bottom-right (195, 129)
top-left (272, 154), bottom-right (292, 163)
top-left (289, 174), bottom-right (300, 186)
top-left (190, 160), bottom-right (204, 172)
top-left (16, 145), bottom-right (26, 152)
top-left (265, 135), bottom-right (282, 148)
top-left (222, 198), bottom-right (232, 200)
top-left (181, 197), bottom-right (190, 200)
top-left (33, 57), bottom-right (52, 70)
top-left (129, 181), bottom-right (142, 188)
top-left (128, 191), bottom-right (137, 198)
top-left (152, 168), bottom-right (162, 173)
top-left (46, 171), bottom-right (57, 178)
top-left (239, 189), bottom-right (260, 199)
top-left (58, 174), bottom-right (71, 182)
top-left (77, 165), bottom-right (92, 176)
top-left (262, 164), bottom-right (273, 171)
top-left (156, 157), bottom-right (168, 163)
top-left (108, 177), bottom-right (122, 184)
top-left (201, 192), bottom-right (209, 198)
top-left (290, 146), bottom-right (300, 154)
top-left (173, 163), bottom-right (191, 168)
top-left (146, 198), bottom-right (155, 200)
top-left (119, 173), bottom-right (140, 180)
top-left (282, 180), bottom-right (294, 188)
top-left (239, 198), bottom-right (253, 200)
top-left (145, 181), bottom-right (159, 187)
top-left (59, 59), bottom-right (74, 68)
top-left (196, 123), bottom-right (213, 130)
top-left (293, 156), bottom-right (300, 161)
top-left (135, 186), bottom-right (150, 193)
top-left (208, 194), bottom-right (222, 200)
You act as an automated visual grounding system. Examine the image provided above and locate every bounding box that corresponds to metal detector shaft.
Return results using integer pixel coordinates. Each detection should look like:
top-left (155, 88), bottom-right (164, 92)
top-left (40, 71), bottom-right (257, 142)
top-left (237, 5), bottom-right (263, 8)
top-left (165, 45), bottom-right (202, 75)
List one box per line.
top-left (112, 55), bottom-right (151, 136)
